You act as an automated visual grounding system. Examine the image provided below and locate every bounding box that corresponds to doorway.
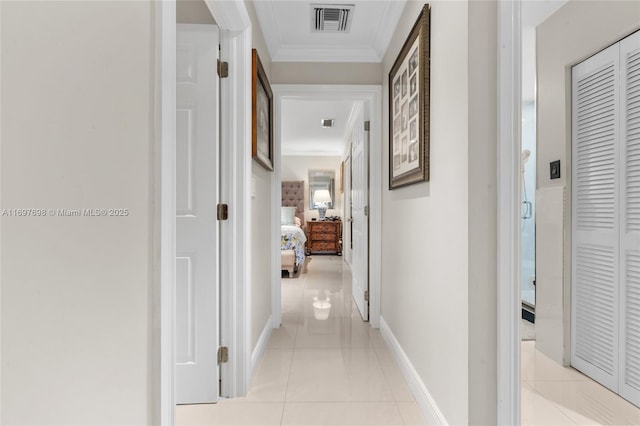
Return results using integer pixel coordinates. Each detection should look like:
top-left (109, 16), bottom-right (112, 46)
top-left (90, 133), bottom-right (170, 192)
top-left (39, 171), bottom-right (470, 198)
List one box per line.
top-left (271, 85), bottom-right (382, 330)
top-left (158, 0), bottom-right (253, 422)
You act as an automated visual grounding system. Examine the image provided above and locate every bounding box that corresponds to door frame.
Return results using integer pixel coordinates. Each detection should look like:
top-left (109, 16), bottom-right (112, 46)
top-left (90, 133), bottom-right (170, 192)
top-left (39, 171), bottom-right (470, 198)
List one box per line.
top-left (157, 1), bottom-right (252, 424)
top-left (271, 85), bottom-right (382, 329)
top-left (497, 0), bottom-right (522, 424)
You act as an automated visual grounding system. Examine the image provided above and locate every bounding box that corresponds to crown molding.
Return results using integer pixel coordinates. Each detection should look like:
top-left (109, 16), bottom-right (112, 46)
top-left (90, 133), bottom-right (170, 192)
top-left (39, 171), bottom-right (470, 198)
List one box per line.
top-left (372, 1), bottom-right (406, 60)
top-left (252, 0), bottom-right (282, 60)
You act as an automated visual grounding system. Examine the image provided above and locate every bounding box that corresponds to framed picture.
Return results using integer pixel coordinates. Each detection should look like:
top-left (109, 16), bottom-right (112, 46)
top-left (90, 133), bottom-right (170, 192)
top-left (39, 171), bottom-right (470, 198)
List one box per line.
top-left (388, 4), bottom-right (430, 189)
top-left (252, 49), bottom-right (274, 171)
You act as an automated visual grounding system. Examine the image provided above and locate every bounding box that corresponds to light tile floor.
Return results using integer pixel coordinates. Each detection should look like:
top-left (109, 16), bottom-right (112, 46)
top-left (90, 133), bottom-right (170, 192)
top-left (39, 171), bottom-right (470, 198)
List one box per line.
top-left (176, 255), bottom-right (640, 425)
top-left (176, 255), bottom-right (427, 426)
top-left (521, 340), bottom-right (640, 425)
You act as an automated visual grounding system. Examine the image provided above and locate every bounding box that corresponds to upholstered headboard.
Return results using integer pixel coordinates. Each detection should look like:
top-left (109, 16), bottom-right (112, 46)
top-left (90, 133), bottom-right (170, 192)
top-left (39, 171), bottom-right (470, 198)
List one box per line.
top-left (282, 181), bottom-right (305, 223)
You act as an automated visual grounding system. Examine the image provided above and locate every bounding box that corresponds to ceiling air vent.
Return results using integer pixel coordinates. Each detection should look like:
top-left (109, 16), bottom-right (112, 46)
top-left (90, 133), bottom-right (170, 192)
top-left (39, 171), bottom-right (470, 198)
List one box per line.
top-left (321, 119), bottom-right (335, 128)
top-left (311, 4), bottom-right (354, 33)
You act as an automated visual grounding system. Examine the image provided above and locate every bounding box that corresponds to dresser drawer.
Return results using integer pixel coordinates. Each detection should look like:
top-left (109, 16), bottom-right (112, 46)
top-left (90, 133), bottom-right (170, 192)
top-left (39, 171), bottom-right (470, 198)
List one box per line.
top-left (312, 232), bottom-right (335, 241)
top-left (310, 241), bottom-right (337, 252)
top-left (310, 222), bottom-right (336, 233)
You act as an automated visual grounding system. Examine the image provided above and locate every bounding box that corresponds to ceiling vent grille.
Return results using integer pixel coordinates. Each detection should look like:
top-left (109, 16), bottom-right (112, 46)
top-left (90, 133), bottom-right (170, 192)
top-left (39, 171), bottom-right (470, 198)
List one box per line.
top-left (311, 4), bottom-right (354, 33)
top-left (321, 119), bottom-right (335, 128)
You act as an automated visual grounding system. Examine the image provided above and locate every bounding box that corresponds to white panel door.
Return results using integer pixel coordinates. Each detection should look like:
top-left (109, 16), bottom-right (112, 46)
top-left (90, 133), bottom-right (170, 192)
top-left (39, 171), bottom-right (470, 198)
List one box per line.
top-left (344, 155), bottom-right (352, 265)
top-left (571, 42), bottom-right (620, 392)
top-left (176, 24), bottom-right (220, 405)
top-left (619, 30), bottom-right (640, 406)
top-left (351, 114), bottom-right (368, 321)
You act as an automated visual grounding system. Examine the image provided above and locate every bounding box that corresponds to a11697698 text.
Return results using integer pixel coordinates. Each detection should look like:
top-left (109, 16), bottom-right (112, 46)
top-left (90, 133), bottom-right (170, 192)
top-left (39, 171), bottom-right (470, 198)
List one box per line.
top-left (1, 208), bottom-right (130, 217)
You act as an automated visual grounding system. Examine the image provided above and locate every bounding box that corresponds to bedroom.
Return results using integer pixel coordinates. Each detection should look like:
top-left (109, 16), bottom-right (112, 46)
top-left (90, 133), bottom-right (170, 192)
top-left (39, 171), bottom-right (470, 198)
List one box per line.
top-left (279, 99), bottom-right (353, 279)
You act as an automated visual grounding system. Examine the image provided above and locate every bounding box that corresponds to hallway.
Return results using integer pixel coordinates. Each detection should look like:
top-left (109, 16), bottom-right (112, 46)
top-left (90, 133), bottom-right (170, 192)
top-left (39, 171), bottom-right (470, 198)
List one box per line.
top-left (176, 256), bottom-right (427, 425)
top-left (175, 255), bottom-right (640, 426)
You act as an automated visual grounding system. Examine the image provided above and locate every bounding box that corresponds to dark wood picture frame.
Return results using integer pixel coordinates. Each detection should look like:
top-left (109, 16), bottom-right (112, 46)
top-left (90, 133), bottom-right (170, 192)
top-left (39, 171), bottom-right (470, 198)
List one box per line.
top-left (252, 49), bottom-right (274, 171)
top-left (389, 4), bottom-right (430, 189)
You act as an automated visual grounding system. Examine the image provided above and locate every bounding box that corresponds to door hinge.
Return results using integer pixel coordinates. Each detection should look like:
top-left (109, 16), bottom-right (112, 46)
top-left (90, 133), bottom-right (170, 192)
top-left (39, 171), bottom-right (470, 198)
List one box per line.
top-left (217, 204), bottom-right (229, 220)
top-left (364, 290), bottom-right (369, 302)
top-left (217, 346), bottom-right (229, 364)
top-left (217, 59), bottom-right (229, 78)
top-left (364, 206), bottom-right (369, 216)
top-left (364, 120), bottom-right (370, 131)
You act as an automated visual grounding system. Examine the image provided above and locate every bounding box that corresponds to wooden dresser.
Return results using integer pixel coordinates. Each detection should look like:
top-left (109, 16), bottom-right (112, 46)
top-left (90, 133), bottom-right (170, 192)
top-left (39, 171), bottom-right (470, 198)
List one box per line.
top-left (306, 220), bottom-right (342, 255)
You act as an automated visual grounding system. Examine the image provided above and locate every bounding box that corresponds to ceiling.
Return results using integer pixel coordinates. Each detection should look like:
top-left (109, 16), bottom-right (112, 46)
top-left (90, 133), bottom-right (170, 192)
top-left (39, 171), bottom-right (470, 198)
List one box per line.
top-left (281, 100), bottom-right (359, 156)
top-left (274, 1), bottom-right (570, 156)
top-left (253, 0), bottom-right (406, 62)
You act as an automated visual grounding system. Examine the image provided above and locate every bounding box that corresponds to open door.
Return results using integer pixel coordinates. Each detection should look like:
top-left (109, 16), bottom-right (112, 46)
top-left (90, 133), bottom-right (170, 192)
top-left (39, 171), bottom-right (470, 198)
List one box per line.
top-left (176, 24), bottom-right (221, 404)
top-left (344, 155), bottom-right (352, 265)
top-left (352, 113), bottom-right (369, 321)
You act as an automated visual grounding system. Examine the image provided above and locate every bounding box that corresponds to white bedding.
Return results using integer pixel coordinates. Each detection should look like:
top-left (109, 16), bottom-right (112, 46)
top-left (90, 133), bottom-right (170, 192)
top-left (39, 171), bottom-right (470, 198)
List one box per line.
top-left (281, 225), bottom-right (307, 244)
top-left (281, 225), bottom-right (307, 266)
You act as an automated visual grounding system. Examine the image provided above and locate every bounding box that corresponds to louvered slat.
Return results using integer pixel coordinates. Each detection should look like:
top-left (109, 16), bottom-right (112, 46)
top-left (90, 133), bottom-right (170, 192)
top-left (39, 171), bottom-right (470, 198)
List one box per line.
top-left (576, 63), bottom-right (617, 231)
top-left (575, 245), bottom-right (617, 374)
top-left (625, 253), bottom-right (640, 390)
top-left (627, 49), bottom-right (640, 231)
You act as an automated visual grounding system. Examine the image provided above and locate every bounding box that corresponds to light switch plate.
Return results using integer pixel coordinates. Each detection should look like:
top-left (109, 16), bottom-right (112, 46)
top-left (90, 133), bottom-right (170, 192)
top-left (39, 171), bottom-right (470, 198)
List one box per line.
top-left (550, 160), bottom-right (561, 179)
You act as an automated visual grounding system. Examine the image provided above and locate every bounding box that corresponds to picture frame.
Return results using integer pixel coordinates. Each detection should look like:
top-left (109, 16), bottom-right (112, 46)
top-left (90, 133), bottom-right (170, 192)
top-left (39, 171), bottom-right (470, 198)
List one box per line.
top-left (252, 49), bottom-right (274, 171)
top-left (388, 4), bottom-right (430, 189)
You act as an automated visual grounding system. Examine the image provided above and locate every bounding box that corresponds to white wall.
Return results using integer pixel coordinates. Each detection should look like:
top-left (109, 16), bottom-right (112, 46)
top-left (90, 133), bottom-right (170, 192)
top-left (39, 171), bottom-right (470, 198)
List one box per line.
top-left (536, 0), bottom-right (640, 365)
top-left (1, 1), bottom-right (154, 424)
top-left (246, 0), bottom-right (274, 352)
top-left (281, 155), bottom-right (343, 222)
top-left (381, 2), bottom-right (469, 424)
top-left (271, 62), bottom-right (382, 85)
top-left (467, 1), bottom-right (497, 423)
top-left (177, 0), bottom-right (215, 25)
top-left (381, 1), bottom-right (497, 424)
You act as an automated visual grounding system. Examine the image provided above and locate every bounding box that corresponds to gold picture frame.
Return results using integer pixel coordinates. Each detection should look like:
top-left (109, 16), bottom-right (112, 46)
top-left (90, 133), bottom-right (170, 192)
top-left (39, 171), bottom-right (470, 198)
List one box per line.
top-left (252, 49), bottom-right (274, 171)
top-left (389, 4), bottom-right (430, 189)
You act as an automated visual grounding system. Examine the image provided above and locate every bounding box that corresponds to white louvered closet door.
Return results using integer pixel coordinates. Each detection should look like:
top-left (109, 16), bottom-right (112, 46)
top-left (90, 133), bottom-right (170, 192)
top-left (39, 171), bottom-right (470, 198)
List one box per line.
top-left (572, 42), bottom-right (621, 393)
top-left (620, 30), bottom-right (640, 406)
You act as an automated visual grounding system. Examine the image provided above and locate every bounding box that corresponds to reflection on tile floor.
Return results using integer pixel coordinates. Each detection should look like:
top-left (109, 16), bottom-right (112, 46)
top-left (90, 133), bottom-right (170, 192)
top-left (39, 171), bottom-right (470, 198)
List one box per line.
top-left (521, 340), bottom-right (640, 425)
top-left (176, 255), bottom-right (427, 426)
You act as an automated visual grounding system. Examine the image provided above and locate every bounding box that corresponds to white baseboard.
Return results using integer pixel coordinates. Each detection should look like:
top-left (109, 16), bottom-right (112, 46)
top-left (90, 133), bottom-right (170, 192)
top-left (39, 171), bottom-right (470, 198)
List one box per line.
top-left (251, 315), bottom-right (273, 376)
top-left (379, 316), bottom-right (448, 425)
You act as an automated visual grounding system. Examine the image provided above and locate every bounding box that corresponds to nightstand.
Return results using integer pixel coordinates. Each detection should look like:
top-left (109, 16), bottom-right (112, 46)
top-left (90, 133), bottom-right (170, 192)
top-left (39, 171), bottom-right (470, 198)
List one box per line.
top-left (306, 221), bottom-right (342, 255)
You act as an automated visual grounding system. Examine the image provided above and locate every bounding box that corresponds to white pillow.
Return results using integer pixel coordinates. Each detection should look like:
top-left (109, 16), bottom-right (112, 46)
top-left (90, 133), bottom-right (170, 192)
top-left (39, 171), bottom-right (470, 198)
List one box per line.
top-left (294, 216), bottom-right (302, 227)
top-left (281, 207), bottom-right (296, 225)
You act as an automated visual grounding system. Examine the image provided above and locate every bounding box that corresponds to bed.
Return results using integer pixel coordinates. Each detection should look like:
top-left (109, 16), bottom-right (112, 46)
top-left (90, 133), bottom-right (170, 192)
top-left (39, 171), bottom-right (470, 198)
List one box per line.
top-left (281, 181), bottom-right (306, 277)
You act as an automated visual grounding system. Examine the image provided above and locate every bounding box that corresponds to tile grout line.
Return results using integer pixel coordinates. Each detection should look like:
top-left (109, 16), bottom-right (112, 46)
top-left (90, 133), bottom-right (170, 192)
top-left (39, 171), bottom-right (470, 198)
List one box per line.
top-left (279, 276), bottom-right (304, 425)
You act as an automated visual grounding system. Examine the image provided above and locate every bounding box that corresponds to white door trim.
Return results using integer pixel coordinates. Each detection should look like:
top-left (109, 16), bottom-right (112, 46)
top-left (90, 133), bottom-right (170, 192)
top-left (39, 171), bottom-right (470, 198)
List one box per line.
top-left (157, 1), bottom-right (251, 424)
top-left (497, 0), bottom-right (521, 424)
top-left (271, 84), bottom-right (382, 329)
